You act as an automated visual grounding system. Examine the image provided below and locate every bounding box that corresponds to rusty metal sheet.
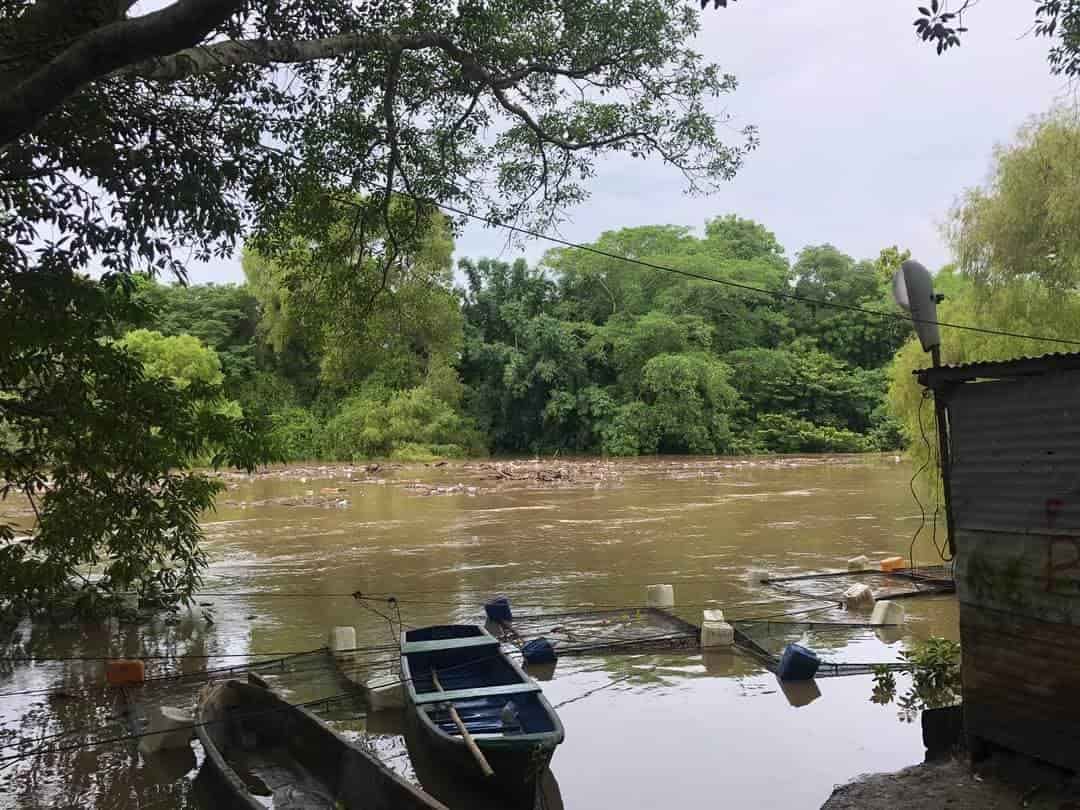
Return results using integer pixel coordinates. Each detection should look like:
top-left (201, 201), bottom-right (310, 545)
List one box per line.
top-left (955, 529), bottom-right (1080, 624)
top-left (960, 603), bottom-right (1080, 771)
top-left (946, 372), bottom-right (1080, 536)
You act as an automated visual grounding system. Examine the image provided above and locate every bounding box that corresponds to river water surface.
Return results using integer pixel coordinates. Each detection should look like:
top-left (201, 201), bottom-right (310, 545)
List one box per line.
top-left (0, 455), bottom-right (959, 810)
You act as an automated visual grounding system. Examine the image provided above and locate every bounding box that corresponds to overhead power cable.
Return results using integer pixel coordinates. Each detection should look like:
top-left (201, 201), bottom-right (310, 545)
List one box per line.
top-left (423, 198), bottom-right (1080, 347)
top-left (254, 141), bottom-right (1080, 346)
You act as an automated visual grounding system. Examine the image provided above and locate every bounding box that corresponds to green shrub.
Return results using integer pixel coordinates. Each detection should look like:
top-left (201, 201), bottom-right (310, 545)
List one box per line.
top-left (872, 637), bottom-right (961, 722)
top-left (322, 385), bottom-right (482, 460)
top-left (269, 407), bottom-right (323, 461)
top-left (750, 413), bottom-right (871, 454)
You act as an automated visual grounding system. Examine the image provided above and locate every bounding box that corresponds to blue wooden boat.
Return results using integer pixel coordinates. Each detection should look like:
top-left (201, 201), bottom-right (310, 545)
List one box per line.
top-left (400, 625), bottom-right (564, 804)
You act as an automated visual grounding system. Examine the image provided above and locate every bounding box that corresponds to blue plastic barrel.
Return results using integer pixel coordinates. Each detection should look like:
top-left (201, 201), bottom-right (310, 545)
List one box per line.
top-left (484, 596), bottom-right (513, 622)
top-left (778, 643), bottom-right (820, 681)
top-left (522, 637), bottom-right (557, 665)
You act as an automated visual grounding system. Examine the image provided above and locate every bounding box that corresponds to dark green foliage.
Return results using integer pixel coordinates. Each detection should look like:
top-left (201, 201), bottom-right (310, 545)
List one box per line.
top-left (268, 407), bottom-right (324, 462)
top-left (322, 388), bottom-right (483, 462)
top-left (742, 414), bottom-right (870, 455)
top-left (128, 279), bottom-right (262, 394)
top-left (113, 216), bottom-right (909, 464)
top-left (872, 637), bottom-right (962, 722)
top-left (0, 271), bottom-right (269, 612)
top-left (713, 0), bottom-right (1080, 78)
top-left (907, 0), bottom-right (1079, 71)
top-left (455, 220), bottom-right (907, 456)
top-left (788, 245), bottom-right (909, 369)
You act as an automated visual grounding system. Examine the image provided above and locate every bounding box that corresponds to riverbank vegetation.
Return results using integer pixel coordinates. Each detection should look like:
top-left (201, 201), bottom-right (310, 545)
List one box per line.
top-left (122, 211), bottom-right (910, 461)
top-left (888, 109), bottom-right (1080, 456)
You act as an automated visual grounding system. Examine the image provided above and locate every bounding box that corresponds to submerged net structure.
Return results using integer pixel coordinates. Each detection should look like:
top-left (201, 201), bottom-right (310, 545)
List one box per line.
top-left (491, 607), bottom-right (700, 656)
top-left (495, 606), bottom-right (914, 678)
top-left (761, 565), bottom-right (955, 604)
top-left (730, 624), bottom-right (911, 678)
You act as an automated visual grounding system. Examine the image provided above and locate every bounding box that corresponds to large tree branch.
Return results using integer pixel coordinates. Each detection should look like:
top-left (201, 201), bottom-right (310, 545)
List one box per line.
top-left (121, 29), bottom-right (652, 155)
top-left (3, 9), bottom-right (663, 172)
top-left (490, 83), bottom-right (649, 152)
top-left (123, 31), bottom-right (444, 81)
top-left (122, 29), bottom-right (630, 92)
top-left (0, 0), bottom-right (243, 148)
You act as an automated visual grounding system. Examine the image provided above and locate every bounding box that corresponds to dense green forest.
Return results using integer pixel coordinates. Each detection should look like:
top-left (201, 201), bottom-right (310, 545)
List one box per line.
top-left (124, 214), bottom-right (911, 462)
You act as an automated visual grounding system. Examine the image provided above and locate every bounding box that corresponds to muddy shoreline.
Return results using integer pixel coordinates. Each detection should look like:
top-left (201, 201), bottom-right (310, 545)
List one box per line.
top-left (822, 754), bottom-right (1080, 809)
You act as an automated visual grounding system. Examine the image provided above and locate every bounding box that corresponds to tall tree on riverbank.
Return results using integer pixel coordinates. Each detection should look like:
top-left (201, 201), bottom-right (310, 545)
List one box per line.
top-left (1, 1), bottom-right (752, 607)
top-left (889, 110), bottom-right (1080, 455)
top-left (243, 196), bottom-right (461, 394)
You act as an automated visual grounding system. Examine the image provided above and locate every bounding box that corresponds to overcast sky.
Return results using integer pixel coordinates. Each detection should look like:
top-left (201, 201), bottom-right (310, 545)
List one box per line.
top-left (184, 1), bottom-right (1065, 284)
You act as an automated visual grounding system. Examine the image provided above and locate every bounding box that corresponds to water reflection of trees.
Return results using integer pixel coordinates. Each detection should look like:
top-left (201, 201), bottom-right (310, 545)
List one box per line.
top-left (0, 612), bottom-right (211, 809)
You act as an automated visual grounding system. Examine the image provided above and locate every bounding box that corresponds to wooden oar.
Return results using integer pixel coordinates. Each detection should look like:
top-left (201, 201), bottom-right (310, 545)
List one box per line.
top-left (431, 668), bottom-right (495, 778)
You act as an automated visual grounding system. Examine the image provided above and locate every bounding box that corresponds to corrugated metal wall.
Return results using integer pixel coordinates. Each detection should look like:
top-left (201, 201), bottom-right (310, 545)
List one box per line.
top-left (948, 372), bottom-right (1080, 537)
top-left (946, 370), bottom-right (1080, 769)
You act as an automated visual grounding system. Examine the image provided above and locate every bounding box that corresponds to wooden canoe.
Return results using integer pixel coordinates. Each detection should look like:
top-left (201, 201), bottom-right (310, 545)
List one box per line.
top-left (400, 625), bottom-right (564, 805)
top-left (196, 677), bottom-right (447, 810)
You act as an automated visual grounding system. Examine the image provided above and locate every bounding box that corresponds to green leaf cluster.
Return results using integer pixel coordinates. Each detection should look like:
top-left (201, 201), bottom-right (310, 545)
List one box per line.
top-left (871, 637), bottom-right (962, 722)
top-left (0, 272), bottom-right (271, 614)
top-left (459, 220), bottom-right (908, 456)
top-left (888, 110), bottom-right (1080, 487)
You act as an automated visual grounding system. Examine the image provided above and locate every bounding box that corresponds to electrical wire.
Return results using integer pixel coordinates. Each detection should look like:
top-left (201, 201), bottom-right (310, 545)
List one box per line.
top-left (0, 603), bottom-right (916, 765)
top-left (0, 645), bottom-right (404, 700)
top-left (331, 181), bottom-right (1080, 348)
top-left (246, 141), bottom-right (1080, 346)
top-left (0, 689), bottom-right (364, 766)
top-left (552, 672), bottom-right (636, 709)
top-left (0, 639), bottom-right (552, 765)
top-left (0, 592), bottom-right (828, 669)
top-left (70, 575), bottom-right (829, 599)
top-left (907, 390), bottom-right (933, 580)
top-left (911, 389), bottom-right (954, 565)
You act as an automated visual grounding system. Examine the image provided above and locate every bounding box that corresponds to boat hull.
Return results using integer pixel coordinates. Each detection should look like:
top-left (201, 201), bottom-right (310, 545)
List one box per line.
top-left (403, 712), bottom-right (564, 810)
top-left (400, 624), bottom-right (564, 806)
top-left (408, 709), bottom-right (556, 807)
top-left (196, 678), bottom-right (446, 810)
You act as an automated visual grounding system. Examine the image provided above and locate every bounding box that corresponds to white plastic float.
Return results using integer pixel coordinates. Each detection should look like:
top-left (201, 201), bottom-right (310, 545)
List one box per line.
top-left (870, 600), bottom-right (905, 626)
top-left (646, 584), bottom-right (675, 609)
top-left (700, 608), bottom-right (734, 648)
top-left (843, 583), bottom-right (875, 610)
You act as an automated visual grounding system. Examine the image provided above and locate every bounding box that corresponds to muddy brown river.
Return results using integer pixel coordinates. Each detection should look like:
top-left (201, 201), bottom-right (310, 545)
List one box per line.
top-left (0, 455), bottom-right (959, 810)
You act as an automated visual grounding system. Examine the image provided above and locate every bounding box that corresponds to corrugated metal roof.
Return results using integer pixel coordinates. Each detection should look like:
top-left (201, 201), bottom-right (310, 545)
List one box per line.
top-left (916, 352), bottom-right (1080, 388)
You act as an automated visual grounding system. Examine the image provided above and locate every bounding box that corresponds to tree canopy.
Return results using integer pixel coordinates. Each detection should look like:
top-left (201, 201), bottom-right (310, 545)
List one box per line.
top-left (242, 196), bottom-right (460, 392)
top-left (3, 0), bottom-right (754, 283)
top-left (110, 212), bottom-right (910, 466)
top-left (456, 219), bottom-right (905, 457)
top-left (0, 0), bottom-right (754, 609)
top-left (889, 110), bottom-right (1080, 470)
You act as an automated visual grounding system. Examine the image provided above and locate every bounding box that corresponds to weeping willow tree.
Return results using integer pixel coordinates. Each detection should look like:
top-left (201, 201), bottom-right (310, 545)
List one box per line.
top-left (889, 109), bottom-right (1080, 536)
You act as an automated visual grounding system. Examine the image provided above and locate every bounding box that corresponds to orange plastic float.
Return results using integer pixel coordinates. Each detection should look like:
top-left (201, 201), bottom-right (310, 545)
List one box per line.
top-left (879, 556), bottom-right (906, 572)
top-left (105, 659), bottom-right (145, 686)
